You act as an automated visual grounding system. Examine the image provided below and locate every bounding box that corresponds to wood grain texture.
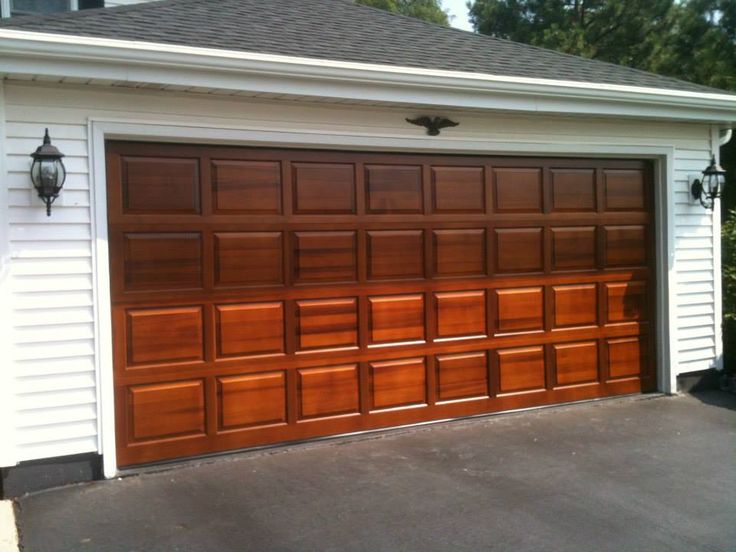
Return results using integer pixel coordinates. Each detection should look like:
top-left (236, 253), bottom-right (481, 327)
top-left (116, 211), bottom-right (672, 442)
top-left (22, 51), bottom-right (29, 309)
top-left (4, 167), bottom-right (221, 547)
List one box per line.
top-left (107, 143), bottom-right (655, 467)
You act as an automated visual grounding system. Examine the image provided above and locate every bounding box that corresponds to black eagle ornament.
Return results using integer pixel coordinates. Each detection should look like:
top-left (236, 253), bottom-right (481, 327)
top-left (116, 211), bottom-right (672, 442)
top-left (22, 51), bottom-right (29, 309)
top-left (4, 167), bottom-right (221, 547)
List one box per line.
top-left (405, 116), bottom-right (459, 136)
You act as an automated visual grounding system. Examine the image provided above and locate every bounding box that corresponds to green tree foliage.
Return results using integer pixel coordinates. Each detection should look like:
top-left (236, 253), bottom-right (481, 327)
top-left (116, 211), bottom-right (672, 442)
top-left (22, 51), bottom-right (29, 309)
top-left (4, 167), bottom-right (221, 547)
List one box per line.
top-left (469, 0), bottom-right (736, 368)
top-left (724, 210), bottom-right (736, 367)
top-left (356, 0), bottom-right (450, 25)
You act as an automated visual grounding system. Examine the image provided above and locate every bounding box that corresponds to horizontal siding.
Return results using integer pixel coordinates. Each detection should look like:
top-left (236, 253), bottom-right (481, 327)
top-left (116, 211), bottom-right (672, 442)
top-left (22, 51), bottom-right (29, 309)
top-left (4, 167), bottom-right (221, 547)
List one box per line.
top-left (0, 80), bottom-right (720, 463)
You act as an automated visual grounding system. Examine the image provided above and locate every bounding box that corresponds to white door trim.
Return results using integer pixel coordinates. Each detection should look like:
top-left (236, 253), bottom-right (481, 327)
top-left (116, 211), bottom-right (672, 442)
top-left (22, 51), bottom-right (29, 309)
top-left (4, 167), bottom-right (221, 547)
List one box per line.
top-left (89, 119), bottom-right (676, 478)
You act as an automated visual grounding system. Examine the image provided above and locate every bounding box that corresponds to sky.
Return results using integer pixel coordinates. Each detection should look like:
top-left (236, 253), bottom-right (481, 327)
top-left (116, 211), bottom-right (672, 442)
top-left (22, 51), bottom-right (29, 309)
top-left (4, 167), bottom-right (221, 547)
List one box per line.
top-left (443, 0), bottom-right (474, 31)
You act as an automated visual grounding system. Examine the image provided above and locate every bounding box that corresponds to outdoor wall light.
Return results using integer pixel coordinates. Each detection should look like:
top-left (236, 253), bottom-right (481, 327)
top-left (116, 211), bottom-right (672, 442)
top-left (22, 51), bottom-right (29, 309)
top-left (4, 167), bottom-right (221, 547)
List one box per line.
top-left (30, 128), bottom-right (66, 217)
top-left (691, 155), bottom-right (726, 210)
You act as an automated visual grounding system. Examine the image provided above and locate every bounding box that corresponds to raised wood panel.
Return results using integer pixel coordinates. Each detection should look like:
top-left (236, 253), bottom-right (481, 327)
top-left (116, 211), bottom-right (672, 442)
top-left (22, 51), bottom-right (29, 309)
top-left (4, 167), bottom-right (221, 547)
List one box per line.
top-left (293, 163), bottom-right (355, 214)
top-left (497, 346), bottom-right (546, 393)
top-left (122, 156), bottom-right (200, 214)
top-left (212, 160), bottom-right (282, 213)
top-left (604, 225), bottom-right (647, 268)
top-left (431, 166), bottom-right (485, 213)
top-left (126, 307), bottom-right (203, 366)
top-left (604, 169), bottom-right (646, 211)
top-left (607, 337), bottom-right (644, 379)
top-left (123, 233), bottom-right (202, 291)
top-left (369, 294), bottom-right (425, 344)
top-left (435, 290), bottom-right (487, 338)
top-left (495, 228), bottom-right (544, 274)
top-left (551, 169), bottom-right (596, 212)
top-left (293, 231), bottom-right (357, 283)
top-left (551, 227), bottom-right (596, 271)
top-left (496, 287), bottom-right (543, 333)
top-left (297, 298), bottom-right (358, 350)
top-left (553, 284), bottom-right (598, 328)
top-left (371, 357), bottom-right (427, 409)
top-left (436, 352), bottom-right (488, 401)
top-left (218, 372), bottom-right (287, 430)
top-left (367, 230), bottom-right (424, 280)
top-left (214, 232), bottom-right (283, 287)
top-left (129, 380), bottom-right (205, 441)
top-left (494, 168), bottom-right (542, 213)
top-left (554, 341), bottom-right (598, 385)
top-left (606, 281), bottom-right (648, 323)
top-left (366, 165), bottom-right (423, 213)
top-left (433, 229), bottom-right (486, 278)
top-left (298, 365), bottom-right (360, 419)
top-left (216, 302), bottom-right (284, 357)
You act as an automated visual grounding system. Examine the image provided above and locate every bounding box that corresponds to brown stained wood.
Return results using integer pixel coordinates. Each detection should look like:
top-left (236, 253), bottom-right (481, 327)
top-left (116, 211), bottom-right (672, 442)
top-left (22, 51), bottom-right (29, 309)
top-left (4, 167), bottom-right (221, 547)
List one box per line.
top-left (298, 365), bottom-right (360, 419)
top-left (554, 341), bottom-right (599, 385)
top-left (293, 231), bottom-right (358, 283)
top-left (550, 169), bottom-right (596, 212)
top-left (604, 225), bottom-right (647, 268)
top-left (436, 351), bottom-right (489, 401)
top-left (214, 232), bottom-right (283, 287)
top-left (370, 357), bottom-right (427, 409)
top-left (606, 281), bottom-right (648, 323)
top-left (497, 346), bottom-right (546, 393)
top-left (218, 372), bottom-right (287, 429)
top-left (496, 287), bottom-right (544, 333)
top-left (607, 337), bottom-right (645, 379)
top-left (123, 233), bottom-right (203, 291)
top-left (431, 166), bottom-right (485, 213)
top-left (367, 230), bottom-right (425, 280)
top-left (494, 168), bottom-right (542, 212)
top-left (369, 294), bottom-right (425, 344)
top-left (495, 228), bottom-right (544, 273)
top-left (551, 227), bottom-right (597, 271)
top-left (366, 165), bottom-right (423, 213)
top-left (296, 298), bottom-right (358, 350)
top-left (435, 290), bottom-right (486, 338)
top-left (122, 156), bottom-right (200, 214)
top-left (604, 169), bottom-right (645, 211)
top-left (553, 284), bottom-right (598, 328)
top-left (129, 380), bottom-right (206, 441)
top-left (433, 229), bottom-right (486, 277)
top-left (216, 302), bottom-right (285, 357)
top-left (211, 160), bottom-right (282, 213)
top-left (107, 142), bottom-right (655, 467)
top-left (126, 307), bottom-right (203, 366)
top-left (293, 163), bottom-right (356, 214)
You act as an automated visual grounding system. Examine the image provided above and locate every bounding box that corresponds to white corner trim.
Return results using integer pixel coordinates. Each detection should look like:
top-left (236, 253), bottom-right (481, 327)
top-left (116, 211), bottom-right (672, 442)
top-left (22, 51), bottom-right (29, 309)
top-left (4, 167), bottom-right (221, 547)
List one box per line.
top-left (712, 126), bottom-right (724, 371)
top-left (0, 80), bottom-right (16, 467)
top-left (1, 29), bottom-right (735, 122)
top-left (89, 118), bottom-right (677, 477)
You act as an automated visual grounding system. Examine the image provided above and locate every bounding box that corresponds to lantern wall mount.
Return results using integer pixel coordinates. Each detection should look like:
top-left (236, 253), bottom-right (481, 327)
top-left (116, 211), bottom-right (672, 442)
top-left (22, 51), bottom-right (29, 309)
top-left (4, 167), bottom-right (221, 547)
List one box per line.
top-left (30, 128), bottom-right (67, 217)
top-left (691, 155), bottom-right (726, 210)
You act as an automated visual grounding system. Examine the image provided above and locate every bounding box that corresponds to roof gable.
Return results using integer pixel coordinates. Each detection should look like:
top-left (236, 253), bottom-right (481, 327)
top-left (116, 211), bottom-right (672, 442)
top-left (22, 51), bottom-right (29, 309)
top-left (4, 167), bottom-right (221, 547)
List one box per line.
top-left (0, 0), bottom-right (728, 95)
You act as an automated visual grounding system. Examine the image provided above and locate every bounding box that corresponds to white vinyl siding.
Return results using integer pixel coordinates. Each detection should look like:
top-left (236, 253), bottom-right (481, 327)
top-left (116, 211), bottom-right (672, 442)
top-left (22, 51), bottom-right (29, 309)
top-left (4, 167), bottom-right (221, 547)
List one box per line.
top-left (0, 80), bottom-right (719, 465)
top-left (104, 0), bottom-right (152, 6)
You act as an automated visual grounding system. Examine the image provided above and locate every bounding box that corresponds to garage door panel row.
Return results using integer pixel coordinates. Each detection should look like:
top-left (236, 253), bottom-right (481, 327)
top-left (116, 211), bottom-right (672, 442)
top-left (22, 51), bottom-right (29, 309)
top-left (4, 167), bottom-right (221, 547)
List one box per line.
top-left (121, 337), bottom-right (648, 448)
top-left (115, 225), bottom-right (649, 293)
top-left (118, 282), bottom-right (648, 370)
top-left (112, 154), bottom-right (648, 218)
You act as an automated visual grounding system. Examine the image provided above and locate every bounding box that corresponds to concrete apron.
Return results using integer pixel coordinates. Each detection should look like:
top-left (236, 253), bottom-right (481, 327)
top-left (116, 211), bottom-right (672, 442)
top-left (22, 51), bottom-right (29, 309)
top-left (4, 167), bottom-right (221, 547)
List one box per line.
top-left (0, 501), bottom-right (18, 552)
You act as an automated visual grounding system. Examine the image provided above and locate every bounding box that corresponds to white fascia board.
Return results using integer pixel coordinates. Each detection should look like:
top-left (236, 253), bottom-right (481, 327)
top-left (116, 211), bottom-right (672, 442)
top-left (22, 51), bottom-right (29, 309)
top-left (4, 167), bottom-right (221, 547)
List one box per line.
top-left (1, 29), bottom-right (736, 122)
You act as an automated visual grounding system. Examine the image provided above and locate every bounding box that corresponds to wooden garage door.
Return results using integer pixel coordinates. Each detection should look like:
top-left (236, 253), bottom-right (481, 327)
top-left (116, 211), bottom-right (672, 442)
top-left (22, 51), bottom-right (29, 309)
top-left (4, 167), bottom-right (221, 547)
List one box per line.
top-left (107, 142), bottom-right (656, 467)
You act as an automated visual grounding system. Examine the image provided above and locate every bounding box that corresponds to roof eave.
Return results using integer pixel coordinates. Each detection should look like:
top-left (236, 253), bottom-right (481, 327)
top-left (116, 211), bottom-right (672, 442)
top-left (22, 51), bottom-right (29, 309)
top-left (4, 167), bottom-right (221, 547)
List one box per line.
top-left (1, 29), bottom-right (735, 124)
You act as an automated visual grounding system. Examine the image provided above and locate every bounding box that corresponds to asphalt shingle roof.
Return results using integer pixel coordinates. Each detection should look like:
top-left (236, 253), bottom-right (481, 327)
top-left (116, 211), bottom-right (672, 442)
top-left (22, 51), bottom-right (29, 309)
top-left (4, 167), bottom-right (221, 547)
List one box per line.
top-left (1, 0), bottom-right (730, 95)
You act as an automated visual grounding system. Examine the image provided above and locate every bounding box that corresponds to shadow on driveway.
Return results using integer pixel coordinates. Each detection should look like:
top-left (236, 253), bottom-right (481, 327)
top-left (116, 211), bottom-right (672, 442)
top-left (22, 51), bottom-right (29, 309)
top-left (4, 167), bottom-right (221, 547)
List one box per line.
top-left (16, 392), bottom-right (736, 552)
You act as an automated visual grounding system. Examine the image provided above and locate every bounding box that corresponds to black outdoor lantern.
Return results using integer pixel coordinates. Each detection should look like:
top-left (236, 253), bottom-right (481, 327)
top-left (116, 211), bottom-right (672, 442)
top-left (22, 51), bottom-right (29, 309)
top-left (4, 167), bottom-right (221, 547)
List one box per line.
top-left (691, 155), bottom-right (727, 210)
top-left (30, 128), bottom-right (66, 217)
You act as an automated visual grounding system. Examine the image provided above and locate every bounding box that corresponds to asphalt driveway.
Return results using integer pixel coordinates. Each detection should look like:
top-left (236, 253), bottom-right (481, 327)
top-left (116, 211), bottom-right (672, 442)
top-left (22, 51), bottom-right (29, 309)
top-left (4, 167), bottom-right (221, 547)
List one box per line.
top-left (15, 391), bottom-right (736, 552)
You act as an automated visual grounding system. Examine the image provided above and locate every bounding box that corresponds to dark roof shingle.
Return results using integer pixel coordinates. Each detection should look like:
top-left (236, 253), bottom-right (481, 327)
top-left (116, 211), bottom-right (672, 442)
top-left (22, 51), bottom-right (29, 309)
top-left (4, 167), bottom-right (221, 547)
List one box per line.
top-left (1, 0), bottom-right (730, 95)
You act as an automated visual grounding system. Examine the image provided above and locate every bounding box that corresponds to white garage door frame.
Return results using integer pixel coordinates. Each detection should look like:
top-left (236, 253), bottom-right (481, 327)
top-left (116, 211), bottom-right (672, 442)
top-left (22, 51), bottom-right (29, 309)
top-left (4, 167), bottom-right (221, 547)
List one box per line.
top-left (89, 118), bottom-right (677, 478)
